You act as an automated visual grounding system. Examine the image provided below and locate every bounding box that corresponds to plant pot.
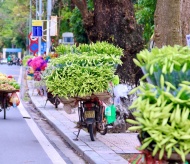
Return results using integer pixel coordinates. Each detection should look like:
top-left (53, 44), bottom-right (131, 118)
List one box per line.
top-left (137, 134), bottom-right (190, 163)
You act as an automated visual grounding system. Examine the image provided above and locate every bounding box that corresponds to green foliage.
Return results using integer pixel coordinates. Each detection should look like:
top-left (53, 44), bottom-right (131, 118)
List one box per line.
top-left (0, 0), bottom-right (28, 51)
top-left (128, 81), bottom-right (190, 162)
top-left (59, 7), bottom-right (72, 34)
top-left (134, 0), bottom-right (156, 43)
top-left (55, 41), bottom-right (123, 57)
top-left (132, 0), bottom-right (138, 3)
top-left (134, 45), bottom-right (190, 88)
top-left (130, 49), bottom-right (190, 160)
top-left (70, 8), bottom-right (89, 43)
top-left (23, 55), bottom-right (33, 66)
top-left (59, 1), bottom-right (89, 44)
top-left (87, 0), bottom-right (94, 10)
top-left (46, 42), bottom-right (123, 97)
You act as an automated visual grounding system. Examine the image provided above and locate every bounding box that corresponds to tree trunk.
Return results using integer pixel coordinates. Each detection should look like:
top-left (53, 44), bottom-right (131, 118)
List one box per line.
top-left (154, 0), bottom-right (190, 47)
top-left (72, 0), bottom-right (144, 85)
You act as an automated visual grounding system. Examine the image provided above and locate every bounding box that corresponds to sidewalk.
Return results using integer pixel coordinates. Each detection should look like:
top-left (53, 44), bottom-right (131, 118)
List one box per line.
top-left (27, 80), bottom-right (141, 164)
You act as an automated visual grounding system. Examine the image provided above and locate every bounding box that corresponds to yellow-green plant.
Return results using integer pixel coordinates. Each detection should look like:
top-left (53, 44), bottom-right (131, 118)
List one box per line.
top-left (46, 42), bottom-right (123, 98)
top-left (22, 55), bottom-right (33, 66)
top-left (127, 81), bottom-right (190, 162)
top-left (134, 45), bottom-right (190, 88)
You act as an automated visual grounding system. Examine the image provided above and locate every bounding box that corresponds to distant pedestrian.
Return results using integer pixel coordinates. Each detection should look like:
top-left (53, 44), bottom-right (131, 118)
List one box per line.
top-left (17, 58), bottom-right (20, 65)
top-left (7, 56), bottom-right (13, 65)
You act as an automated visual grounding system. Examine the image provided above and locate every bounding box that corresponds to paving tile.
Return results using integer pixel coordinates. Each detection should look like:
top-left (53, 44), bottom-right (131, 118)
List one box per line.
top-left (97, 133), bottom-right (141, 153)
top-left (109, 147), bottom-right (124, 153)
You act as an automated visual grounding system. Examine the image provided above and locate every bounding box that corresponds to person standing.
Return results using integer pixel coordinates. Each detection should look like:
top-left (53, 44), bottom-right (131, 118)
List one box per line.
top-left (7, 55), bottom-right (12, 65)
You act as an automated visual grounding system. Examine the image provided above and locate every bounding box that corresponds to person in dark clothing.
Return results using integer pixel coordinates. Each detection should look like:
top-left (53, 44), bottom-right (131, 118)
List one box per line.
top-left (17, 58), bottom-right (20, 65)
top-left (7, 56), bottom-right (13, 65)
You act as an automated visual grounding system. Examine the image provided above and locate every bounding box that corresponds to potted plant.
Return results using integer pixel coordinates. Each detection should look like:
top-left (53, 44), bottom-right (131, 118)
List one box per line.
top-left (127, 45), bottom-right (190, 163)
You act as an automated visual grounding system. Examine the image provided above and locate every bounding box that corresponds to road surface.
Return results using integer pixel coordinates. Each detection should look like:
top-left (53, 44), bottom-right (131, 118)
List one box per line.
top-left (0, 64), bottom-right (86, 164)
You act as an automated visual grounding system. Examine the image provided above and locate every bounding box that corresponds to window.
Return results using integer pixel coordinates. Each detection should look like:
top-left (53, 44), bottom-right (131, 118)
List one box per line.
top-left (64, 37), bottom-right (73, 43)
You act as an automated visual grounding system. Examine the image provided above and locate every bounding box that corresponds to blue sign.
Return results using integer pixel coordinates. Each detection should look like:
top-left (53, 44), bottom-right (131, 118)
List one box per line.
top-left (4, 48), bottom-right (22, 52)
top-left (41, 42), bottom-right (46, 54)
top-left (29, 42), bottom-right (46, 54)
top-left (29, 43), bottom-right (38, 53)
top-left (32, 26), bottom-right (43, 37)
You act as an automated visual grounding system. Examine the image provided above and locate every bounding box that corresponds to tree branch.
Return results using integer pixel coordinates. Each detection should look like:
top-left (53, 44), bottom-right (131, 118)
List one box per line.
top-left (71, 0), bottom-right (88, 18)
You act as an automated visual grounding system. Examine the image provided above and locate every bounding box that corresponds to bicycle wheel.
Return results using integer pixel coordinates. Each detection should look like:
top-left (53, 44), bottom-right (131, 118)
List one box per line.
top-left (88, 122), bottom-right (96, 141)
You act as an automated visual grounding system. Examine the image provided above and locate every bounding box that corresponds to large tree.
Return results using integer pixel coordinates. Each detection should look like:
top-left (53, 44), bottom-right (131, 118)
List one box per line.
top-left (154, 0), bottom-right (190, 47)
top-left (0, 0), bottom-right (29, 50)
top-left (71, 0), bottom-right (144, 85)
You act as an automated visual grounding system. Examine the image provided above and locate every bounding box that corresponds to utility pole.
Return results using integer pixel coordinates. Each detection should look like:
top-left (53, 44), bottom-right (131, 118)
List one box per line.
top-left (26, 18), bottom-right (30, 55)
top-left (38, 0), bottom-right (42, 56)
top-left (46, 0), bottom-right (52, 55)
top-left (36, 0), bottom-right (38, 20)
top-left (29, 0), bottom-right (32, 55)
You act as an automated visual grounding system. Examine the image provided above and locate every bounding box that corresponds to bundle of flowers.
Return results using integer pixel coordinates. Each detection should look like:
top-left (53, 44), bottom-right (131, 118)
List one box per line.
top-left (27, 56), bottom-right (47, 72)
top-left (128, 45), bottom-right (190, 162)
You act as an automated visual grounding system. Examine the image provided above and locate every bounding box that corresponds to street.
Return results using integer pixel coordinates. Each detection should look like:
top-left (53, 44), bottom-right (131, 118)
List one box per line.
top-left (0, 64), bottom-right (20, 81)
top-left (0, 64), bottom-right (86, 164)
top-left (0, 0), bottom-right (188, 163)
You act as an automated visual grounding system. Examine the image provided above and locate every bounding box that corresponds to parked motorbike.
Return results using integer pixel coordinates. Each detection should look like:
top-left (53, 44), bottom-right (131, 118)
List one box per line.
top-left (8, 60), bottom-right (16, 65)
top-left (75, 97), bottom-right (108, 141)
top-left (44, 91), bottom-right (60, 108)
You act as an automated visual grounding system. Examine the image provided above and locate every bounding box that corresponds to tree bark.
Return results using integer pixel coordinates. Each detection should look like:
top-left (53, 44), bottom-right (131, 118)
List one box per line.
top-left (154, 0), bottom-right (190, 47)
top-left (73, 0), bottom-right (144, 85)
